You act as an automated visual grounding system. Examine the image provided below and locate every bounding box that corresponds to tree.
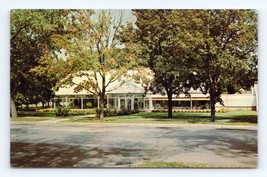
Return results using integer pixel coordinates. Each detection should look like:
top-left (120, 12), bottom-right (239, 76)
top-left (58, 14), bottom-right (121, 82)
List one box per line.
top-left (123, 10), bottom-right (257, 121)
top-left (38, 10), bottom-right (137, 119)
top-left (178, 10), bottom-right (257, 121)
top-left (122, 10), bottom-right (192, 118)
top-left (10, 9), bottom-right (71, 117)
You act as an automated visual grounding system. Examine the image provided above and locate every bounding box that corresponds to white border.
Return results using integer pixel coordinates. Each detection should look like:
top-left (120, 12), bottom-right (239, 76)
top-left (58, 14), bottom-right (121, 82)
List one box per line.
top-left (1, 0), bottom-right (267, 177)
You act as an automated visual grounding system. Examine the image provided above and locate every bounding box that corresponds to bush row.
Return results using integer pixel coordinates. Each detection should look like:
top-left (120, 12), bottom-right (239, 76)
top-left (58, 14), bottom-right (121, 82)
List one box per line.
top-left (38, 108), bottom-right (96, 117)
top-left (39, 108), bottom-right (95, 113)
top-left (37, 108), bottom-right (56, 112)
top-left (152, 109), bottom-right (228, 113)
top-left (55, 107), bottom-right (70, 117)
top-left (96, 108), bottom-right (139, 118)
top-left (40, 107), bottom-right (139, 117)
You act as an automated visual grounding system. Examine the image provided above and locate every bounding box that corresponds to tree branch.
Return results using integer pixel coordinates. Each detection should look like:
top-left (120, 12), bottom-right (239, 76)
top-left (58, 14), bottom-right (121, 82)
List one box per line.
top-left (11, 26), bottom-right (27, 42)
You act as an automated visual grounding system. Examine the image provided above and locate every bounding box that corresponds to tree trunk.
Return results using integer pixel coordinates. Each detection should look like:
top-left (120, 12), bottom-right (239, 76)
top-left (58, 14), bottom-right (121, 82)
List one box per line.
top-left (99, 72), bottom-right (106, 120)
top-left (167, 91), bottom-right (173, 118)
top-left (10, 98), bottom-right (18, 118)
top-left (209, 83), bottom-right (216, 122)
top-left (99, 96), bottom-right (105, 120)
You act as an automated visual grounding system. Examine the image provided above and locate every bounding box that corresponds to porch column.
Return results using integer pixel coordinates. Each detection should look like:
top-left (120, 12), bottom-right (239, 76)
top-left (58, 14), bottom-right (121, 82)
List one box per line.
top-left (131, 98), bottom-right (134, 110)
top-left (81, 96), bottom-right (84, 110)
top-left (118, 98), bottom-right (121, 110)
top-left (149, 96), bottom-right (153, 111)
top-left (190, 96), bottom-right (192, 110)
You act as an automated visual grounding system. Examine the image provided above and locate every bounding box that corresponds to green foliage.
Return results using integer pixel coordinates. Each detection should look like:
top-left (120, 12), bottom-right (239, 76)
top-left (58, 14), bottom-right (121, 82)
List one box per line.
top-left (63, 111), bottom-right (257, 126)
top-left (118, 107), bottom-right (130, 115)
top-left (11, 117), bottom-right (51, 122)
top-left (10, 10), bottom-right (73, 118)
top-left (10, 9), bottom-right (257, 123)
top-left (55, 106), bottom-right (70, 117)
top-left (136, 161), bottom-right (215, 168)
top-left (86, 102), bottom-right (93, 108)
top-left (151, 109), bottom-right (228, 113)
top-left (17, 111), bottom-right (55, 117)
top-left (34, 10), bottom-right (137, 120)
top-left (39, 108), bottom-right (96, 116)
top-left (125, 10), bottom-right (195, 118)
top-left (96, 108), bottom-right (115, 117)
top-left (177, 10), bottom-right (257, 121)
top-left (95, 108), bottom-right (139, 118)
top-left (68, 109), bottom-right (96, 116)
top-left (128, 10), bottom-right (257, 121)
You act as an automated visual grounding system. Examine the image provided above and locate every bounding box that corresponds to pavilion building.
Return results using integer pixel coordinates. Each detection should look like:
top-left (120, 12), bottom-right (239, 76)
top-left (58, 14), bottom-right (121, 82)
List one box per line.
top-left (54, 71), bottom-right (258, 111)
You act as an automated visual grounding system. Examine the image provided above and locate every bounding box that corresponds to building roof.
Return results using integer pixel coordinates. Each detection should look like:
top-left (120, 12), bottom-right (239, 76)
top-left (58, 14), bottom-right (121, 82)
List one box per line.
top-left (55, 69), bottom-right (152, 96)
top-left (108, 81), bottom-right (145, 94)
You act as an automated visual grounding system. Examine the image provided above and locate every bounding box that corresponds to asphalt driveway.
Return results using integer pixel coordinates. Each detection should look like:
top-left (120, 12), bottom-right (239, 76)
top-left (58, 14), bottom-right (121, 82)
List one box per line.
top-left (10, 122), bottom-right (257, 168)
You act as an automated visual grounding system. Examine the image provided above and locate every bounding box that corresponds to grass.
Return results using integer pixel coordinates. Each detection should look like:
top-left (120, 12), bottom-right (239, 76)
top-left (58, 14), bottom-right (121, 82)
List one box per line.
top-left (11, 117), bottom-right (51, 122)
top-left (17, 111), bottom-right (56, 117)
top-left (135, 161), bottom-right (218, 168)
top-left (12, 110), bottom-right (257, 126)
top-left (11, 111), bottom-right (56, 122)
top-left (62, 111), bottom-right (257, 126)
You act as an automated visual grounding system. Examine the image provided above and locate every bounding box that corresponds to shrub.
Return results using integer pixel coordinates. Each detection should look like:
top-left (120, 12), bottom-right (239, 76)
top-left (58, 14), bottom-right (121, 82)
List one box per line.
top-left (38, 108), bottom-right (56, 112)
top-left (95, 108), bottom-right (139, 118)
top-left (105, 108), bottom-right (118, 116)
top-left (151, 109), bottom-right (227, 113)
top-left (68, 109), bottom-right (96, 116)
top-left (41, 108), bottom-right (95, 116)
top-left (86, 102), bottom-right (92, 108)
top-left (96, 108), bottom-right (116, 117)
top-left (118, 107), bottom-right (130, 115)
top-left (55, 107), bottom-right (70, 117)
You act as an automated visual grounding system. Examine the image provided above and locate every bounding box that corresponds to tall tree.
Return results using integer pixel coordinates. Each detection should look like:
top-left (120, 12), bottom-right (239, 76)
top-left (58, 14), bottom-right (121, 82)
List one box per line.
top-left (178, 10), bottom-right (258, 121)
top-left (124, 9), bottom-right (257, 120)
top-left (123, 10), bottom-right (192, 118)
top-left (37, 10), bottom-right (137, 119)
top-left (10, 9), bottom-right (71, 117)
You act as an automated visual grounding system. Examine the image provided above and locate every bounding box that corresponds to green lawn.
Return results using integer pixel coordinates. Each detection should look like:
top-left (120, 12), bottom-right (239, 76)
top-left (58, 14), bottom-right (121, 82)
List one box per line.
top-left (17, 111), bottom-right (56, 117)
top-left (135, 161), bottom-right (219, 168)
top-left (63, 111), bottom-right (257, 126)
top-left (10, 111), bottom-right (56, 122)
top-left (11, 117), bottom-right (51, 122)
top-left (12, 110), bottom-right (257, 125)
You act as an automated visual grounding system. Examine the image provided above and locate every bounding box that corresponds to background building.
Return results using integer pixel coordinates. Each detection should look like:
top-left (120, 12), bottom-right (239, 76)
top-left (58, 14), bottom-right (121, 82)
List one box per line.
top-left (54, 72), bottom-right (258, 111)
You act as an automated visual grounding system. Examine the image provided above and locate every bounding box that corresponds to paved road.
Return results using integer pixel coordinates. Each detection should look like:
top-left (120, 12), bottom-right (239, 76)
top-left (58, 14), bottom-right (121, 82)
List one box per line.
top-left (10, 123), bottom-right (257, 168)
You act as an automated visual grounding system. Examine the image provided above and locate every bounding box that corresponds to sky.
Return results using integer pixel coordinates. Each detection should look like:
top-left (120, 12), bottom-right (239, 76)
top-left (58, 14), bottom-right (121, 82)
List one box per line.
top-left (1, 1), bottom-right (267, 177)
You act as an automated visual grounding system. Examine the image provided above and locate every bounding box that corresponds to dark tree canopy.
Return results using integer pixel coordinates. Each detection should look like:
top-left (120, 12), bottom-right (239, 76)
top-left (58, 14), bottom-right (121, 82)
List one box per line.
top-left (180, 10), bottom-right (257, 121)
top-left (124, 9), bottom-right (257, 121)
top-left (10, 9), bottom-right (72, 117)
top-left (122, 10), bottom-right (194, 118)
top-left (33, 10), bottom-right (137, 119)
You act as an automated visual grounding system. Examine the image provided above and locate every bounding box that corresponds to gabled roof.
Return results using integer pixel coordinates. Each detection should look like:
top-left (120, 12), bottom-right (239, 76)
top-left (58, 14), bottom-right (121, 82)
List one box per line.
top-left (55, 86), bottom-right (90, 96)
top-left (55, 69), bottom-right (152, 96)
top-left (107, 81), bottom-right (145, 94)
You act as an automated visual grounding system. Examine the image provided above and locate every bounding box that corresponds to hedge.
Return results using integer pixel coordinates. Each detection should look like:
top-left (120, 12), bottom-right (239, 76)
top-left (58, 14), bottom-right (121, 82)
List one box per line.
top-left (151, 109), bottom-right (228, 113)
